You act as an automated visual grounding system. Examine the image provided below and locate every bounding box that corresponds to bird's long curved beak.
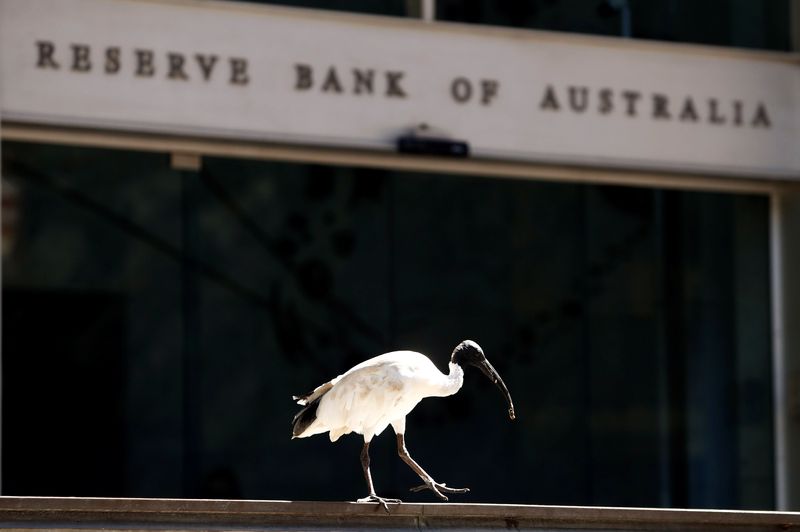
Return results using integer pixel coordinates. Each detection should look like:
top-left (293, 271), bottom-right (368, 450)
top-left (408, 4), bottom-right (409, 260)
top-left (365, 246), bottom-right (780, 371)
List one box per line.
top-left (477, 359), bottom-right (516, 420)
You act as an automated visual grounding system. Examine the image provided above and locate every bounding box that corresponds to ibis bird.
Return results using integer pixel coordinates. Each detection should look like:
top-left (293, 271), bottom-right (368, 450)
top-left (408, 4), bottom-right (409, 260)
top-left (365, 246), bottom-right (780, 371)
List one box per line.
top-left (291, 340), bottom-right (515, 511)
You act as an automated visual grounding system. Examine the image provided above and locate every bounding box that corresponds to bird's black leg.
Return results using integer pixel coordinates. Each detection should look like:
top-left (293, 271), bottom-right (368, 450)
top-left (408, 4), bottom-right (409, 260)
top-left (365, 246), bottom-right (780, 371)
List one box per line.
top-left (396, 433), bottom-right (469, 501)
top-left (356, 440), bottom-right (401, 512)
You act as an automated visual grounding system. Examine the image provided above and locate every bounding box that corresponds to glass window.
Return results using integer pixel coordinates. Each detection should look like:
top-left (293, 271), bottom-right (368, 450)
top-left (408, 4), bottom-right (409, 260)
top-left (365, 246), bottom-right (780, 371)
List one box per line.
top-left (215, 0), bottom-right (792, 52)
top-left (1, 141), bottom-right (773, 508)
top-left (234, 0), bottom-right (407, 17)
top-left (436, 0), bottom-right (791, 52)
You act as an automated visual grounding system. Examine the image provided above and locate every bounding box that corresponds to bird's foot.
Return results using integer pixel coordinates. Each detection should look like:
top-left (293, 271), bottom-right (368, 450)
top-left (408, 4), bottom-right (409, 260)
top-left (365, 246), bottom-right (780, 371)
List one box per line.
top-left (410, 481), bottom-right (470, 501)
top-left (357, 494), bottom-right (402, 513)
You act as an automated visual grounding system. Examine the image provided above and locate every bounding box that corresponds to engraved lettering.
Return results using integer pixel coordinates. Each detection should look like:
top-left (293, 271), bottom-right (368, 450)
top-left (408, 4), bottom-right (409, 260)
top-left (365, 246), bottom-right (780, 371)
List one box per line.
top-left (652, 94), bottom-right (670, 119)
top-left (105, 47), bottom-right (120, 74)
top-left (621, 90), bottom-right (641, 117)
top-left (195, 54), bottom-right (218, 81)
top-left (229, 57), bottom-right (249, 85)
top-left (29, 41), bottom-right (777, 134)
top-left (36, 41), bottom-right (59, 69)
top-left (321, 66), bottom-right (343, 93)
top-left (168, 52), bottom-right (188, 81)
top-left (295, 63), bottom-right (313, 90)
top-left (679, 97), bottom-right (699, 122)
top-left (568, 86), bottom-right (588, 113)
top-left (481, 79), bottom-right (499, 105)
top-left (353, 68), bottom-right (374, 95)
top-left (451, 77), bottom-right (472, 103)
top-left (733, 100), bottom-right (743, 126)
top-left (709, 98), bottom-right (726, 125)
top-left (385, 71), bottom-right (406, 98)
top-left (752, 103), bottom-right (771, 128)
top-left (540, 85), bottom-right (560, 111)
top-left (71, 44), bottom-right (91, 72)
top-left (598, 88), bottom-right (613, 114)
top-left (135, 49), bottom-right (155, 77)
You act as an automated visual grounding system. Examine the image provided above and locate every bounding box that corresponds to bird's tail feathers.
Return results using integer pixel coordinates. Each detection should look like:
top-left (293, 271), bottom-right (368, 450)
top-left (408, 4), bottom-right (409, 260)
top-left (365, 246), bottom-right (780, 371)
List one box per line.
top-left (292, 396), bottom-right (322, 438)
top-left (292, 380), bottom-right (334, 406)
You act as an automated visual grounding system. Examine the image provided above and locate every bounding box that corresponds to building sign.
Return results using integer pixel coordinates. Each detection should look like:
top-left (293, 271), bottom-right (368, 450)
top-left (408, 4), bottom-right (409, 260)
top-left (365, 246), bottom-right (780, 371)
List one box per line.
top-left (1, 0), bottom-right (798, 178)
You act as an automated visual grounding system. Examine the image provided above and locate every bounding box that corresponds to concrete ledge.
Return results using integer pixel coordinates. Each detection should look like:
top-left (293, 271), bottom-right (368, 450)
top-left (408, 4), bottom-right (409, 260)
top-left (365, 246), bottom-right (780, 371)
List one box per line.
top-left (0, 497), bottom-right (798, 530)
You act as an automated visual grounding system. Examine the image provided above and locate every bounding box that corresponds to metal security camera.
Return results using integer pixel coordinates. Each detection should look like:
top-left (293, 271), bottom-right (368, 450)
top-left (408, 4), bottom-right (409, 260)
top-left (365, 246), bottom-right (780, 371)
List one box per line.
top-left (396, 123), bottom-right (470, 158)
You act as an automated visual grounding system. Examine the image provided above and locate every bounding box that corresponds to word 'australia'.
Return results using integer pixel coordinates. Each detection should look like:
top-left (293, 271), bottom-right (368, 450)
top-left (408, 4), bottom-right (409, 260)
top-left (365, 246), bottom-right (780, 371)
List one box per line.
top-left (35, 41), bottom-right (250, 85)
top-left (540, 85), bottom-right (771, 128)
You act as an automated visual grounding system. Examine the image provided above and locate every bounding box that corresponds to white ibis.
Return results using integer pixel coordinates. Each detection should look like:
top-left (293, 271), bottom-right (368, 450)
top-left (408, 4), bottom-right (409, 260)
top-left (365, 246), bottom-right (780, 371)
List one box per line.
top-left (291, 340), bottom-right (515, 511)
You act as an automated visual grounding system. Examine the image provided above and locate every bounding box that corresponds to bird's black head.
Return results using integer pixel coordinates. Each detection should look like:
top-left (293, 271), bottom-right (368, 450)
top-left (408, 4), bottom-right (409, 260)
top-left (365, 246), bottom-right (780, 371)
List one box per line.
top-left (450, 339), bottom-right (486, 368)
top-left (450, 340), bottom-right (516, 420)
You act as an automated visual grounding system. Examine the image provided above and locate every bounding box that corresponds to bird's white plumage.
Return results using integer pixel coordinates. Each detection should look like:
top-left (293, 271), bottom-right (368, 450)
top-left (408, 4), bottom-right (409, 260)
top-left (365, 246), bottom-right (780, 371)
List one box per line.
top-left (291, 340), bottom-right (514, 510)
top-left (296, 350), bottom-right (464, 442)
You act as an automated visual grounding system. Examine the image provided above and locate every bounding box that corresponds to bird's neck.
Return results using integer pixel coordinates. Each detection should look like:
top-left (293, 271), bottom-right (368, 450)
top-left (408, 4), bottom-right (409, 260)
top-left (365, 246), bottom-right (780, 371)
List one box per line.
top-left (438, 362), bottom-right (464, 397)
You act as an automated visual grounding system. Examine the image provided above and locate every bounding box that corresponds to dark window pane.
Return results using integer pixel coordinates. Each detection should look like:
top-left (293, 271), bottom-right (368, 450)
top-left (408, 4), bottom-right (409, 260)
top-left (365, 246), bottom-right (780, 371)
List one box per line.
top-left (2, 141), bottom-right (773, 508)
top-left (437, 0), bottom-right (791, 51)
top-left (235, 0), bottom-right (407, 17)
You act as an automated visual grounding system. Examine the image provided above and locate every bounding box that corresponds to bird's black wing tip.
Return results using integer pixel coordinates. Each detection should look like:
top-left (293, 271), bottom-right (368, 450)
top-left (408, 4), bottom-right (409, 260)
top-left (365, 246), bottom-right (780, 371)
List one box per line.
top-left (291, 395), bottom-right (322, 438)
